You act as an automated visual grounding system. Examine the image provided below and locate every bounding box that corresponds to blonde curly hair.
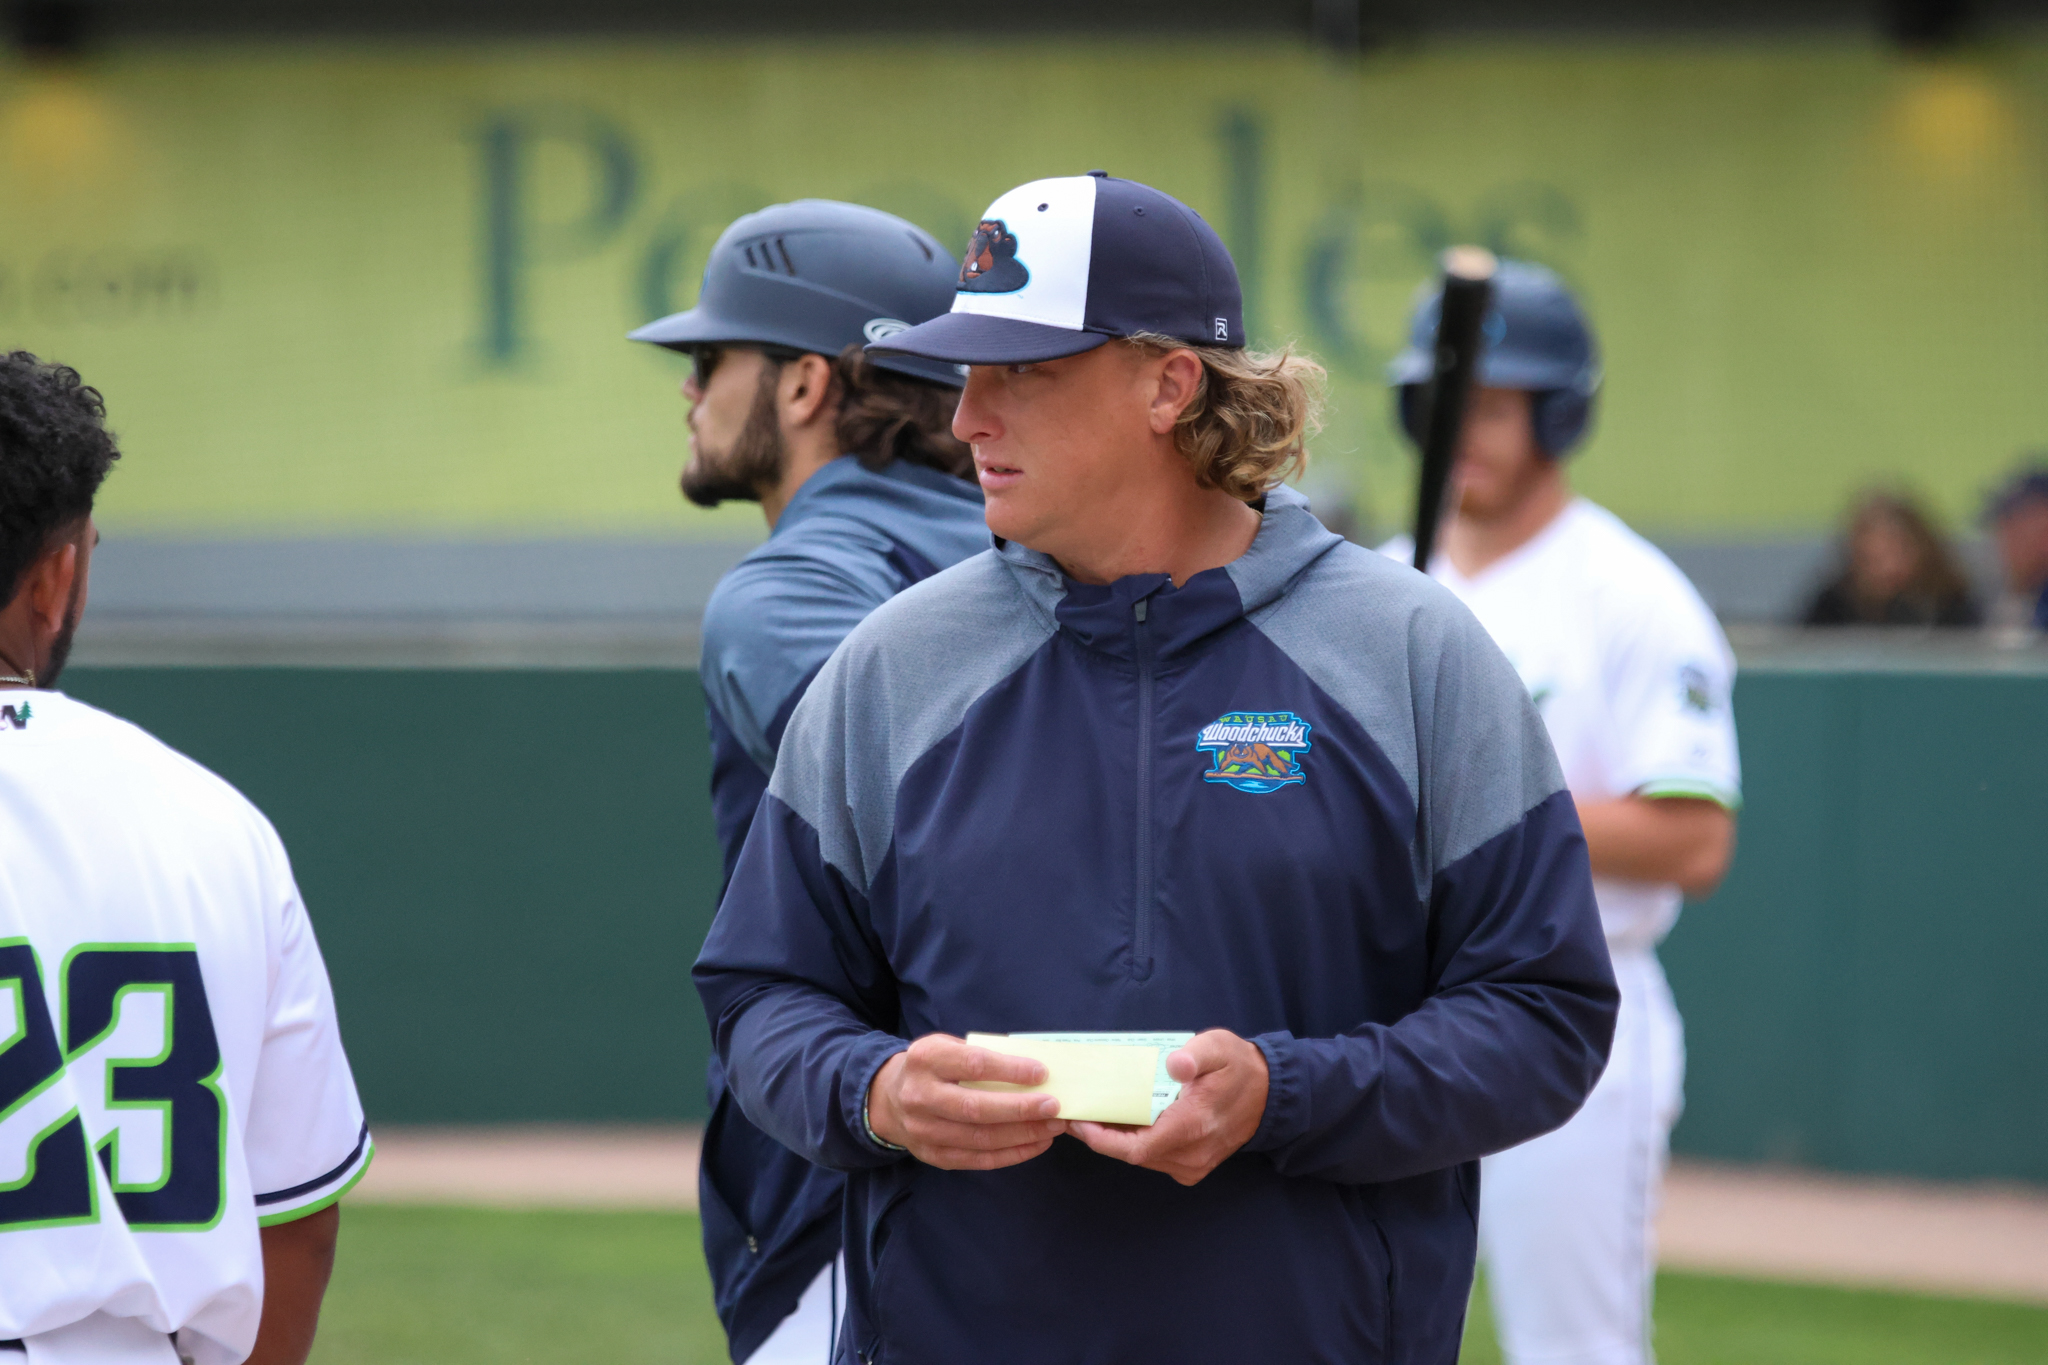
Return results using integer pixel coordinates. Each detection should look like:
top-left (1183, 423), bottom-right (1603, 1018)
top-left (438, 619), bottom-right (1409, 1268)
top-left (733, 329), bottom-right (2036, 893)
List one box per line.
top-left (1124, 333), bottom-right (1326, 502)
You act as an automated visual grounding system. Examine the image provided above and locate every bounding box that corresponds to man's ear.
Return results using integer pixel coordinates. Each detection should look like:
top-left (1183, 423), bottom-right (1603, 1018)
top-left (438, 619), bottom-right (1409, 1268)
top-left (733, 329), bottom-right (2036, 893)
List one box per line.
top-left (779, 354), bottom-right (841, 431)
top-left (1149, 349), bottom-right (1205, 436)
top-left (24, 537), bottom-right (79, 636)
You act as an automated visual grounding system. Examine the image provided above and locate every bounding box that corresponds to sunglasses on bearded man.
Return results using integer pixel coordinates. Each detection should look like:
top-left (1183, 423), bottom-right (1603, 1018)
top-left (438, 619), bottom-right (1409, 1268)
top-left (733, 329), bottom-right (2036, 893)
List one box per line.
top-left (687, 343), bottom-right (808, 390)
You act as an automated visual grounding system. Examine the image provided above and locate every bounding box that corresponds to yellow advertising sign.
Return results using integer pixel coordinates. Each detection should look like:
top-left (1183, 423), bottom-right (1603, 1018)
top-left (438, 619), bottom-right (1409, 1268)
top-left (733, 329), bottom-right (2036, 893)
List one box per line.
top-left (0, 39), bottom-right (2043, 537)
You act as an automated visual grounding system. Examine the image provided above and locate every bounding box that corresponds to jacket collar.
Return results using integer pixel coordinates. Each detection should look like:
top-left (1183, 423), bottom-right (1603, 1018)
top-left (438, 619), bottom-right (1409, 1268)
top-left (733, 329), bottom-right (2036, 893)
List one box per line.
top-left (775, 455), bottom-right (984, 539)
top-left (996, 485), bottom-right (1343, 662)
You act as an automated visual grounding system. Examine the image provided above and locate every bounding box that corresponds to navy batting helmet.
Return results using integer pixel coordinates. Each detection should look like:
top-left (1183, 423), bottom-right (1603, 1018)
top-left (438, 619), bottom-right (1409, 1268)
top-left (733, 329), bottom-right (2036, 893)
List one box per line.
top-left (1389, 259), bottom-right (1601, 458)
top-left (629, 199), bottom-right (964, 388)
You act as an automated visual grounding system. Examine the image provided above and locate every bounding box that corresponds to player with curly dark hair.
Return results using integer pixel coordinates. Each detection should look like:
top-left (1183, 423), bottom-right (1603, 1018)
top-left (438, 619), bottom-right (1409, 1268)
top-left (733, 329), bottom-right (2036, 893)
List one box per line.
top-left (0, 351), bottom-right (122, 691)
top-left (1, 354), bottom-right (366, 1365)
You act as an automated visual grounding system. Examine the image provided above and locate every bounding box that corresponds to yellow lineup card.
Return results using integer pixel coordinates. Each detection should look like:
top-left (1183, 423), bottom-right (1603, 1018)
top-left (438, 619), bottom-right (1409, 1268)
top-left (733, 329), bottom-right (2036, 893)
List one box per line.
top-left (963, 1032), bottom-right (1195, 1125)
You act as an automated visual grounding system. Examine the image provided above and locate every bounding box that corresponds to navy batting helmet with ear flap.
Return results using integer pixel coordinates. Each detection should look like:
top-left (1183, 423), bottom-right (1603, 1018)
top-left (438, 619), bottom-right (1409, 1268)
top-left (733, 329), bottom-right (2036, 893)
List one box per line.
top-left (629, 199), bottom-right (965, 388)
top-left (1388, 259), bottom-right (1601, 458)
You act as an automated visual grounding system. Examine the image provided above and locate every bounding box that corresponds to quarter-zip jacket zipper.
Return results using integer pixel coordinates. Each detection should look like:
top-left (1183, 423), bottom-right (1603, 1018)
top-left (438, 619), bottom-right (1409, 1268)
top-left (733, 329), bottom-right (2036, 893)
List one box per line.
top-left (1132, 597), bottom-right (1155, 980)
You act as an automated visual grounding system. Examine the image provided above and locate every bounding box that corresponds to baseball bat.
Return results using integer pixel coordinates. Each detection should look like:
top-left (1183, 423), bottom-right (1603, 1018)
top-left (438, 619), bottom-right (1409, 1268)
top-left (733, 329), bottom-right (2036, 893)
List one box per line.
top-left (1411, 246), bottom-right (1499, 572)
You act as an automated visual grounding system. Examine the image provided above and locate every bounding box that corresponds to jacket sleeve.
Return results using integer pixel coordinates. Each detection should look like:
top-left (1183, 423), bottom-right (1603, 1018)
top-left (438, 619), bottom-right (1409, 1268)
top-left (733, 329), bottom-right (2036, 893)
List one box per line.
top-left (694, 551), bottom-right (1040, 1177)
top-left (1242, 604), bottom-right (1618, 1186)
top-left (692, 794), bottom-right (911, 1173)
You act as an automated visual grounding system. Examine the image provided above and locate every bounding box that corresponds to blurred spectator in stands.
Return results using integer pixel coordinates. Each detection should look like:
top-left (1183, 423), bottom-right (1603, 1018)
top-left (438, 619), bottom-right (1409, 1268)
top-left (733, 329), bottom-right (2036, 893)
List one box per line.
top-left (1803, 490), bottom-right (1980, 627)
top-left (1983, 464), bottom-right (2048, 634)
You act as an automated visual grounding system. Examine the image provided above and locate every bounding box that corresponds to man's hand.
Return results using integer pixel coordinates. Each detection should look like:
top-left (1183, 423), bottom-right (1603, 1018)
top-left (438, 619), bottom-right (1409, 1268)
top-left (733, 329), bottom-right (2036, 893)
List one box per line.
top-left (868, 1034), bottom-right (1067, 1171)
top-left (1068, 1030), bottom-right (1268, 1187)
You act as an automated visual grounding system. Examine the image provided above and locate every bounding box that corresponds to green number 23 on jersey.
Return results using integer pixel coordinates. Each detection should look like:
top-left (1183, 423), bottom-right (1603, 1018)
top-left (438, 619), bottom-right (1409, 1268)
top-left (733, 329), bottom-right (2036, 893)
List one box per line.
top-left (0, 941), bottom-right (227, 1232)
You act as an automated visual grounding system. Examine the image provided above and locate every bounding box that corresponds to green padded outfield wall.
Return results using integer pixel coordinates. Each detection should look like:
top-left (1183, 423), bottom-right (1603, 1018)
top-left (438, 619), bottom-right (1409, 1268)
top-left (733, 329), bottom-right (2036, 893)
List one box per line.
top-left (2, 38), bottom-right (2046, 541)
top-left (58, 663), bottom-right (2048, 1182)
top-left (62, 667), bottom-right (723, 1125)
top-left (1660, 667), bottom-right (2048, 1184)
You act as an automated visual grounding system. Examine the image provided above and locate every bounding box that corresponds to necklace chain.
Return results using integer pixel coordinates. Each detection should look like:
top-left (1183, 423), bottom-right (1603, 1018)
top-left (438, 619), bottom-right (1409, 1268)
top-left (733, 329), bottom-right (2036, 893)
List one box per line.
top-left (0, 672), bottom-right (34, 687)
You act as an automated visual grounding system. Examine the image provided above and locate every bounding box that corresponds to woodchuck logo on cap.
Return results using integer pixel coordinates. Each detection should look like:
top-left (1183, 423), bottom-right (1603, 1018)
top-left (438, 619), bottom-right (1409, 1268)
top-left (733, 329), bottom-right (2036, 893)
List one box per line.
top-left (959, 219), bottom-right (1029, 294)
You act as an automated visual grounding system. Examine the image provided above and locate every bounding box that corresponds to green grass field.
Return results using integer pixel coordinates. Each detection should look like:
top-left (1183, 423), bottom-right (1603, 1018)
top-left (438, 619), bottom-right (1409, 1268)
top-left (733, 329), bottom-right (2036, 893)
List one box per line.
top-left (1460, 1268), bottom-right (2048, 1365)
top-left (312, 1206), bottom-right (2048, 1365)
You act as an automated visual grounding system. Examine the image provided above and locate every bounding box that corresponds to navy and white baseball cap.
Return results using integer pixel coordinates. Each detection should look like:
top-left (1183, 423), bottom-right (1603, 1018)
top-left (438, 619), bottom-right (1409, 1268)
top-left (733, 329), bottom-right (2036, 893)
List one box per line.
top-left (866, 171), bottom-right (1244, 366)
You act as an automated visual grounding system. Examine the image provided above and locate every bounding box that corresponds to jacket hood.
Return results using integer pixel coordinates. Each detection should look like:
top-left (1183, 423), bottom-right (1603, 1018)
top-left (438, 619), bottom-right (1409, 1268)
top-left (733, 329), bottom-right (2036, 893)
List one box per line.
top-left (994, 484), bottom-right (1345, 661)
top-left (780, 454), bottom-right (982, 527)
top-left (774, 455), bottom-right (987, 571)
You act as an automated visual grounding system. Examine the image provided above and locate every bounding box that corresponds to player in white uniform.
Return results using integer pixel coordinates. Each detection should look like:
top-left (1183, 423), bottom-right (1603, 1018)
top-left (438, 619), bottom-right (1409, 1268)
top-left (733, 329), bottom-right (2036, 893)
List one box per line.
top-left (0, 353), bottom-right (369, 1365)
top-left (1383, 264), bottom-right (1739, 1365)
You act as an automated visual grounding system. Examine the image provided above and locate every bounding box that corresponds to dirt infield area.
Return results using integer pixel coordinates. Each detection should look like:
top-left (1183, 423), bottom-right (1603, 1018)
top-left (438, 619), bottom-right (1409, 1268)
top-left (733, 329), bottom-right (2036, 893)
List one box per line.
top-left (352, 1126), bottom-right (2048, 1304)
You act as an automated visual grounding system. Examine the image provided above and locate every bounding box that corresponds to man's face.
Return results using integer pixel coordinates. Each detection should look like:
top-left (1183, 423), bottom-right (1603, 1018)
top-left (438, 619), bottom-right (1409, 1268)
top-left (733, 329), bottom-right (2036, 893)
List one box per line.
top-left (678, 347), bottom-right (786, 508)
top-left (1994, 496), bottom-right (2048, 593)
top-left (1450, 386), bottom-right (1551, 522)
top-left (953, 345), bottom-right (1167, 557)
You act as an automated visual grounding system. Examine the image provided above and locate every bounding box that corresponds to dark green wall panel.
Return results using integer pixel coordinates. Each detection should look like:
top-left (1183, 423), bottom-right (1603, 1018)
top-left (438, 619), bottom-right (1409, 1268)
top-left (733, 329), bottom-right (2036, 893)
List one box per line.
top-left (64, 667), bottom-right (723, 1125)
top-left (1663, 671), bottom-right (2048, 1182)
top-left (58, 664), bottom-right (2048, 1181)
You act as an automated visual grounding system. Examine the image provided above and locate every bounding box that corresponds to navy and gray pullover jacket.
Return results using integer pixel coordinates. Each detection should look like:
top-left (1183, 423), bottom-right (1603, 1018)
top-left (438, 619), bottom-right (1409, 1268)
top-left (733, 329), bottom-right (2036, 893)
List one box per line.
top-left (695, 486), bottom-right (1617, 1365)
top-left (697, 455), bottom-right (987, 1362)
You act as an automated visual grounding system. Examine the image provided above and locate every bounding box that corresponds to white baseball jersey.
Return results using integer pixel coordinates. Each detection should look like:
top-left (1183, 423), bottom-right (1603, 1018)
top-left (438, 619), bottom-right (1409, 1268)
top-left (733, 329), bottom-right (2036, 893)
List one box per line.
top-left (1385, 498), bottom-right (1741, 949)
top-left (0, 691), bottom-right (370, 1365)
top-left (1388, 497), bottom-right (1740, 1364)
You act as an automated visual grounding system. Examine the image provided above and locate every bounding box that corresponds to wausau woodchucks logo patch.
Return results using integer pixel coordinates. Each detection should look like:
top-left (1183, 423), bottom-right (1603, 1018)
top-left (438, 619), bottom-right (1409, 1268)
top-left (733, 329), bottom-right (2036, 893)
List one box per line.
top-left (1196, 711), bottom-right (1312, 794)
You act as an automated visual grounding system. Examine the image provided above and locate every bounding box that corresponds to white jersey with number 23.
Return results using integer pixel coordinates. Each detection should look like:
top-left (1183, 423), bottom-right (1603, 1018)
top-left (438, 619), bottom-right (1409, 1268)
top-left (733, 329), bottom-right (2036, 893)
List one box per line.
top-left (0, 692), bottom-right (370, 1365)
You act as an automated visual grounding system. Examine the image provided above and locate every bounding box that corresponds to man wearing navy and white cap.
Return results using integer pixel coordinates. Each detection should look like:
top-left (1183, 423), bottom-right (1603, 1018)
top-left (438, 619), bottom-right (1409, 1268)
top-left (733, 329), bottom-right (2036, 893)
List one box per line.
top-left (695, 173), bottom-right (1617, 1363)
top-left (630, 200), bottom-right (987, 1365)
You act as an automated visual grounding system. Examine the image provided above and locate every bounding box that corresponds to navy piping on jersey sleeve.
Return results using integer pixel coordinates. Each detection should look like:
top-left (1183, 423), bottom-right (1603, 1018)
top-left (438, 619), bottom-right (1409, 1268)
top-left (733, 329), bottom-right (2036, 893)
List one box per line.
top-left (254, 1120), bottom-right (371, 1206)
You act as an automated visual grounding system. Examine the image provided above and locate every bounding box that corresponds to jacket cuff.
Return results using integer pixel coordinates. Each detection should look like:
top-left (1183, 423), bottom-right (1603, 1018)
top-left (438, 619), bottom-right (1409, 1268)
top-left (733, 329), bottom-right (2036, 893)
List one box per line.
top-left (843, 1036), bottom-right (912, 1162)
top-left (1243, 1032), bottom-right (1306, 1155)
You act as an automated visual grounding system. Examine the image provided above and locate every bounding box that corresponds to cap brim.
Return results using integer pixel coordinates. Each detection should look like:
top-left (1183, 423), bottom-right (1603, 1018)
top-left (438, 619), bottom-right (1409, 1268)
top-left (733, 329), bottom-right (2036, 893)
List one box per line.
top-left (632, 306), bottom-right (966, 388)
top-left (866, 312), bottom-right (1112, 366)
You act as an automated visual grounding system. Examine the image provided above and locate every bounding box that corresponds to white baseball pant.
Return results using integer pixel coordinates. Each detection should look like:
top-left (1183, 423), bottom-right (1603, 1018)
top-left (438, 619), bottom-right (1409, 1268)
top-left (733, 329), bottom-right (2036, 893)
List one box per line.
top-left (745, 1253), bottom-right (847, 1365)
top-left (1478, 946), bottom-right (1685, 1365)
